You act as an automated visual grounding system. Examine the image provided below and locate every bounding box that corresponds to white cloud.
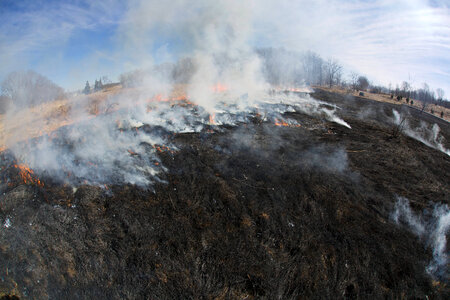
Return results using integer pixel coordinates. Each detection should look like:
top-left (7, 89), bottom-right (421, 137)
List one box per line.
top-left (253, 0), bottom-right (450, 94)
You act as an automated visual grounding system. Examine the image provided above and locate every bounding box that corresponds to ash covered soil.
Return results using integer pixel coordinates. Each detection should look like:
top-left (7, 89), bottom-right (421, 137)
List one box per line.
top-left (0, 89), bottom-right (449, 299)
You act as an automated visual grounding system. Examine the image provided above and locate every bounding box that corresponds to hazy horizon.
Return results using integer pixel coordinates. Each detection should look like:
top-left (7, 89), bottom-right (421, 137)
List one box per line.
top-left (1, 0), bottom-right (449, 97)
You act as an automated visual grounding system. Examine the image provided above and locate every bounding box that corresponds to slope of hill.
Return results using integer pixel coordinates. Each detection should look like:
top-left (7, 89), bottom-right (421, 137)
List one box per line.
top-left (0, 89), bottom-right (448, 299)
top-left (318, 86), bottom-right (450, 122)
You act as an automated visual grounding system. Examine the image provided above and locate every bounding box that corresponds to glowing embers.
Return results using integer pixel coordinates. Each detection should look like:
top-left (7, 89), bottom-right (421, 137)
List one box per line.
top-left (153, 144), bottom-right (175, 154)
top-left (13, 163), bottom-right (44, 187)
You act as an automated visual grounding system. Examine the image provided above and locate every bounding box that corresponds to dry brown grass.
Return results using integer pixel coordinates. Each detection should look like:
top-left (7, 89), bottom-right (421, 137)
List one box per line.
top-left (0, 85), bottom-right (122, 151)
top-left (0, 84), bottom-right (192, 151)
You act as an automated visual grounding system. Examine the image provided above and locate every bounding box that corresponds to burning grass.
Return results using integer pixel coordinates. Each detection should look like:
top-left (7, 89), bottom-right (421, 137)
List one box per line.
top-left (12, 163), bottom-right (44, 187)
top-left (0, 89), bottom-right (449, 299)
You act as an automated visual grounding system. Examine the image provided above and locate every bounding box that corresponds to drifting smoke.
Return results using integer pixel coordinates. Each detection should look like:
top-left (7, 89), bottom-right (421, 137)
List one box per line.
top-left (392, 196), bottom-right (450, 280)
top-left (2, 0), bottom-right (352, 187)
top-left (5, 86), bottom-right (350, 187)
top-left (222, 123), bottom-right (349, 174)
top-left (392, 109), bottom-right (450, 156)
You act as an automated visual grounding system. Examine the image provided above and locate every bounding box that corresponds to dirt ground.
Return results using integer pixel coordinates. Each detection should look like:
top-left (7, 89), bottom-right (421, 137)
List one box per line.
top-left (0, 89), bottom-right (449, 299)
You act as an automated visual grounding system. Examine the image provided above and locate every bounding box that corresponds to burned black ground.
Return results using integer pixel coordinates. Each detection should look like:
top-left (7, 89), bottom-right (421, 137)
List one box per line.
top-left (0, 89), bottom-right (449, 299)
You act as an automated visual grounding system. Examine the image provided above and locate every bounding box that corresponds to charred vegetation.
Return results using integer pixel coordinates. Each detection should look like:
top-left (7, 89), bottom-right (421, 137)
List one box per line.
top-left (0, 89), bottom-right (449, 299)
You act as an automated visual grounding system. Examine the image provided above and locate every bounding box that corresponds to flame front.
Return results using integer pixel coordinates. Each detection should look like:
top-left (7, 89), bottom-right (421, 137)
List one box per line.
top-left (13, 163), bottom-right (44, 187)
top-left (274, 119), bottom-right (289, 127)
top-left (274, 118), bottom-right (301, 128)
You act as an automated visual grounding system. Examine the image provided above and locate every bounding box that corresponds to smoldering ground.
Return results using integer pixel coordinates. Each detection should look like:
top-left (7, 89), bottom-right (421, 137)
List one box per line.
top-left (393, 196), bottom-right (450, 281)
top-left (392, 109), bottom-right (450, 156)
top-left (1, 88), bottom-right (449, 299)
top-left (2, 72), bottom-right (449, 299)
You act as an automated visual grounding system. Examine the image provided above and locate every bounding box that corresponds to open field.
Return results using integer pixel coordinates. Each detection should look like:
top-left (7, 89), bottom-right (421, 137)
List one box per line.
top-left (0, 89), bottom-right (448, 299)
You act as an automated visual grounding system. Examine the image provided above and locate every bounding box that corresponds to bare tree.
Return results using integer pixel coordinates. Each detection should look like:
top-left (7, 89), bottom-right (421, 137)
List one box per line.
top-left (420, 83), bottom-right (430, 113)
top-left (1, 70), bottom-right (64, 108)
top-left (324, 58), bottom-right (342, 88)
top-left (401, 81), bottom-right (411, 98)
top-left (436, 88), bottom-right (445, 101)
top-left (416, 83), bottom-right (434, 112)
top-left (302, 51), bottom-right (324, 86)
top-left (349, 72), bottom-right (359, 90)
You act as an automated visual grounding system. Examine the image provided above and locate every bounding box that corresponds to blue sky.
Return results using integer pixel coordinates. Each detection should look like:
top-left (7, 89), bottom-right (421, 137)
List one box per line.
top-left (1, 0), bottom-right (449, 98)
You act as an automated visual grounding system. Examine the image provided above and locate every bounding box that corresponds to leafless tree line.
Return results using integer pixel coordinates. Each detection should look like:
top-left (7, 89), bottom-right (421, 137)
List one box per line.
top-left (256, 48), bottom-right (344, 88)
top-left (0, 70), bottom-right (65, 112)
top-left (0, 49), bottom-right (448, 114)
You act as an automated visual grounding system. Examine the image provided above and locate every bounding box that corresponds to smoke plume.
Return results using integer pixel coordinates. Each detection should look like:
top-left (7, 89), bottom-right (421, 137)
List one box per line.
top-left (392, 109), bottom-right (450, 156)
top-left (1, 0), bottom-right (353, 188)
top-left (392, 196), bottom-right (450, 280)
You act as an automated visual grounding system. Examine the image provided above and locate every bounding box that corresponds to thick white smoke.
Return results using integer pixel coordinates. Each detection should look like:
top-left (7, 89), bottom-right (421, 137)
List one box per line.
top-left (2, 0), bottom-right (352, 187)
top-left (117, 0), bottom-right (266, 111)
top-left (392, 196), bottom-right (450, 279)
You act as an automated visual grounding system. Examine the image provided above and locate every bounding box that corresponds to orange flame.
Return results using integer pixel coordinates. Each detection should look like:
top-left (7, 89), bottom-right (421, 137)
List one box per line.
top-left (274, 119), bottom-right (301, 128)
top-left (13, 163), bottom-right (44, 187)
top-left (274, 119), bottom-right (289, 127)
top-left (209, 113), bottom-right (216, 125)
top-left (212, 83), bottom-right (227, 93)
top-left (149, 93), bottom-right (192, 104)
top-left (151, 94), bottom-right (170, 102)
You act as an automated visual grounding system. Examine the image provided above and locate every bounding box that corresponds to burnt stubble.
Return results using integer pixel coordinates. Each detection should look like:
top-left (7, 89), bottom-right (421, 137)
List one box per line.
top-left (0, 89), bottom-right (449, 299)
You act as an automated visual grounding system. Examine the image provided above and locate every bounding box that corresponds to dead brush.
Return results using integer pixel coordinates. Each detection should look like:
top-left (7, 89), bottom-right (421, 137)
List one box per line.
top-left (391, 110), bottom-right (408, 139)
top-left (87, 99), bottom-right (100, 115)
top-left (43, 103), bottom-right (71, 121)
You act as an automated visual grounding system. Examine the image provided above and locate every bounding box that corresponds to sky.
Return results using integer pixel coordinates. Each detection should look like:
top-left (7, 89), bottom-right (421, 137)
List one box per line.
top-left (0, 0), bottom-right (449, 98)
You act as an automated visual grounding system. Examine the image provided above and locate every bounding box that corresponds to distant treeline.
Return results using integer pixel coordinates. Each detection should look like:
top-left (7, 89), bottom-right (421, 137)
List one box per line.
top-left (255, 48), bottom-right (448, 108)
top-left (0, 70), bottom-right (65, 113)
top-left (118, 47), bottom-right (448, 108)
top-left (1, 49), bottom-right (447, 114)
